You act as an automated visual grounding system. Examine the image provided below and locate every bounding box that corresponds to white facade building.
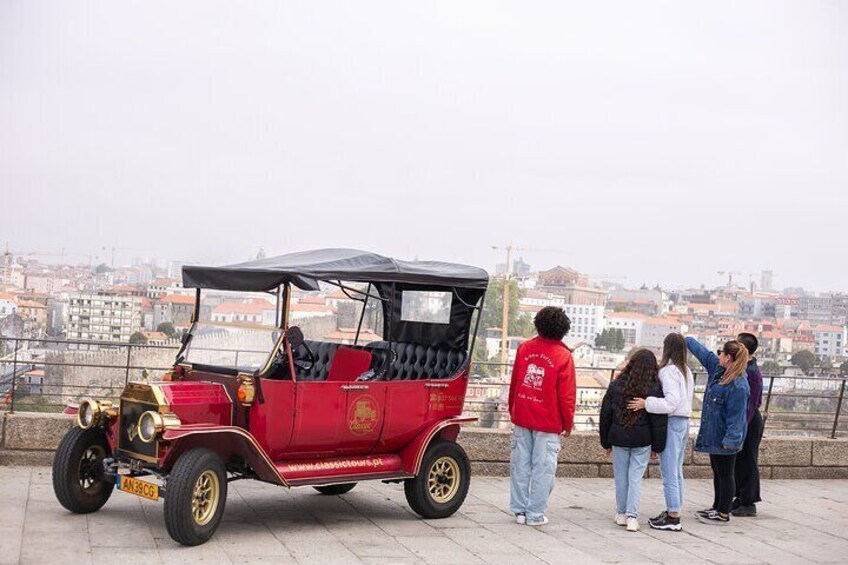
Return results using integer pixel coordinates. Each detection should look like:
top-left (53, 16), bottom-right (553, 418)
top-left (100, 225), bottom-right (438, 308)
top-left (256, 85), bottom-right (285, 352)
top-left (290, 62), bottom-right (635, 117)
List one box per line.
top-left (67, 293), bottom-right (143, 343)
top-left (814, 325), bottom-right (846, 358)
top-left (563, 303), bottom-right (605, 345)
top-left (603, 312), bottom-right (648, 347)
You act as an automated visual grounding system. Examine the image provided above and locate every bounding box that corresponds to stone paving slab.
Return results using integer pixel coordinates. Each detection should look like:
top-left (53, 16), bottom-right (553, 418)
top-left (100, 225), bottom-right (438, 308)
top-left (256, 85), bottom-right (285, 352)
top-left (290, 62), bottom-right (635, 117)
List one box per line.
top-left (1, 467), bottom-right (846, 564)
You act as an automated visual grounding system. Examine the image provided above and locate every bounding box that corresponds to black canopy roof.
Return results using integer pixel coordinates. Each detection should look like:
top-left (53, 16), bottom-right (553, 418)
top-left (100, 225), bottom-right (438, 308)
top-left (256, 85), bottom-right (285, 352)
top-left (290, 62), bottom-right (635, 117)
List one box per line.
top-left (182, 248), bottom-right (489, 292)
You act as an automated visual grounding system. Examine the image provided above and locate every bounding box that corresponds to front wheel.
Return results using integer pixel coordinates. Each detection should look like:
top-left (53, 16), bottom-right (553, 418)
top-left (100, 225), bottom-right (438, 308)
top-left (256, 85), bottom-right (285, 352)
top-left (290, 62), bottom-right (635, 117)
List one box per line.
top-left (52, 427), bottom-right (114, 514)
top-left (163, 449), bottom-right (227, 546)
top-left (404, 441), bottom-right (470, 519)
top-left (313, 483), bottom-right (357, 495)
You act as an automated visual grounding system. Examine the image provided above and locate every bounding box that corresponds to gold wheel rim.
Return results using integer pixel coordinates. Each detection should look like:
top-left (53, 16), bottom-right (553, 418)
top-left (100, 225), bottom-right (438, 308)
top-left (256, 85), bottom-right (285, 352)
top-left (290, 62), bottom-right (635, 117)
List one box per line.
top-left (427, 456), bottom-right (460, 504)
top-left (191, 470), bottom-right (220, 526)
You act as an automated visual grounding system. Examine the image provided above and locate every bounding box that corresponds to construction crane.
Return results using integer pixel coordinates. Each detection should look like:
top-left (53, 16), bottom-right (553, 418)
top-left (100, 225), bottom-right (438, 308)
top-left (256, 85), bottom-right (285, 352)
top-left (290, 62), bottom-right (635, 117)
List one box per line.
top-left (717, 271), bottom-right (742, 288)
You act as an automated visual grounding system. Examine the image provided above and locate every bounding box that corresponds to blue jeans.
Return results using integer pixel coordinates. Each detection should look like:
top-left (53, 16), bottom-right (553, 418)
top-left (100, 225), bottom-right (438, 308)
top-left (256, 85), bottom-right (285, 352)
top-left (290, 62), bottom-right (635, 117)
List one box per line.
top-left (509, 425), bottom-right (561, 521)
top-left (612, 445), bottom-right (650, 518)
top-left (660, 416), bottom-right (689, 513)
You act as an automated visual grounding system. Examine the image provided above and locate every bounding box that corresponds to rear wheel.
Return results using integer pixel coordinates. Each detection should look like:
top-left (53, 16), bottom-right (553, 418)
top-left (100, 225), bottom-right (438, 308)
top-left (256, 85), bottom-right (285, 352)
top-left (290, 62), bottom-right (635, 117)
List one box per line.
top-left (313, 483), bottom-right (357, 495)
top-left (163, 449), bottom-right (227, 546)
top-left (404, 441), bottom-right (470, 519)
top-left (52, 427), bottom-right (114, 513)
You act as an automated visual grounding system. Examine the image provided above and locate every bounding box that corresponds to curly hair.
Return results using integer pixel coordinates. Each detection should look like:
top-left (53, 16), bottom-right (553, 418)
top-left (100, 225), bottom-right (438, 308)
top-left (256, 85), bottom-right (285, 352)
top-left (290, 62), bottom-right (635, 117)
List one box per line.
top-left (617, 349), bottom-right (659, 428)
top-left (534, 306), bottom-right (571, 340)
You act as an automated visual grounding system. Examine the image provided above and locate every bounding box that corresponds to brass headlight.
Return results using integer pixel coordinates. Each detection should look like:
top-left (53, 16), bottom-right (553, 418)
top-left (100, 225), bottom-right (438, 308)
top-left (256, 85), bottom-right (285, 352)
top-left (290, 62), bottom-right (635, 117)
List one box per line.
top-left (78, 398), bottom-right (101, 429)
top-left (137, 410), bottom-right (180, 443)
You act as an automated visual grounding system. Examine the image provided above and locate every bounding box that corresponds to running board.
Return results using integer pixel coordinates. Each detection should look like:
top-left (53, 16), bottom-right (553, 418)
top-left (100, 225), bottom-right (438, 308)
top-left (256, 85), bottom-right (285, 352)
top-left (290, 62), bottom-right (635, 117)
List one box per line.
top-left (275, 454), bottom-right (408, 487)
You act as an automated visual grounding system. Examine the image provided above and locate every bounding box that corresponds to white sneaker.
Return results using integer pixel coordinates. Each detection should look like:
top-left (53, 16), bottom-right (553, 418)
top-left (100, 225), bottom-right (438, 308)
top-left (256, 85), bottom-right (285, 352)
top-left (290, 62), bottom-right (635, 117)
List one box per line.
top-left (626, 517), bottom-right (639, 532)
top-left (614, 513), bottom-right (627, 526)
top-left (515, 513), bottom-right (526, 525)
top-left (526, 516), bottom-right (549, 527)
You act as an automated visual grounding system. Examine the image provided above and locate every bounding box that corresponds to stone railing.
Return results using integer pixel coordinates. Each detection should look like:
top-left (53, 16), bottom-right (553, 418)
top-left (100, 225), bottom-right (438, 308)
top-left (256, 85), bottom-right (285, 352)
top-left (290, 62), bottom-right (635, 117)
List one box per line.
top-left (2, 413), bottom-right (846, 478)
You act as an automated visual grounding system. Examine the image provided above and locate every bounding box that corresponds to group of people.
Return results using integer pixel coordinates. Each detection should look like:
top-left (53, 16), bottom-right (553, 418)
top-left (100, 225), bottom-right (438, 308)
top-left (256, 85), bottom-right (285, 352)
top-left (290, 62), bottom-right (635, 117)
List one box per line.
top-left (507, 306), bottom-right (765, 530)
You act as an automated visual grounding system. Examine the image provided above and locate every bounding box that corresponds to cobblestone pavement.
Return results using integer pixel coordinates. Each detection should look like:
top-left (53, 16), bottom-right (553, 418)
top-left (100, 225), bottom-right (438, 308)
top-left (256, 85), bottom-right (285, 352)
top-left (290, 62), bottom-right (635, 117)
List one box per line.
top-left (1, 467), bottom-right (846, 564)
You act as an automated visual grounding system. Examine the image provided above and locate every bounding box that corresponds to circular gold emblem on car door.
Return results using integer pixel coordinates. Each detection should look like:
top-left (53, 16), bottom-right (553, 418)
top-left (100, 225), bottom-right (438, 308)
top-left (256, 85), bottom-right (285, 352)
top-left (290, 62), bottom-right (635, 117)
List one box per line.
top-left (348, 394), bottom-right (379, 436)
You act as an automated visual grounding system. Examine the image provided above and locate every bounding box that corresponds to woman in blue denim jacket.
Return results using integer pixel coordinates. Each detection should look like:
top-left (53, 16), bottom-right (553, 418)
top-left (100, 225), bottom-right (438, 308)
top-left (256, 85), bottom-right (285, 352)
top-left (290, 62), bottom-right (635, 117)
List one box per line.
top-left (686, 337), bottom-right (750, 525)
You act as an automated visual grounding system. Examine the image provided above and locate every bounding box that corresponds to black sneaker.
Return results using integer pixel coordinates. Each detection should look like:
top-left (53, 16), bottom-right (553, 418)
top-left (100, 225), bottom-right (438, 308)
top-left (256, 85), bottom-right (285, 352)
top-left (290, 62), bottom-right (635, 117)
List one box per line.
top-left (694, 507), bottom-right (714, 519)
top-left (731, 504), bottom-right (757, 517)
top-left (648, 511), bottom-right (682, 531)
top-left (696, 510), bottom-right (730, 525)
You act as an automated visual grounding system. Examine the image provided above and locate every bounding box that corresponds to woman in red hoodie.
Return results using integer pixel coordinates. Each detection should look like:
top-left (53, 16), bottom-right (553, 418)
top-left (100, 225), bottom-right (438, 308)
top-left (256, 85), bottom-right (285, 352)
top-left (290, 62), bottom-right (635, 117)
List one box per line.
top-left (508, 306), bottom-right (577, 527)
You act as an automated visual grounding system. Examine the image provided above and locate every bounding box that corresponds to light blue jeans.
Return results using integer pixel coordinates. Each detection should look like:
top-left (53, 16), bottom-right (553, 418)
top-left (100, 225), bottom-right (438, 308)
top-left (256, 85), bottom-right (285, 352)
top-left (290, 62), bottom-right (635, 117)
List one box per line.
top-left (659, 416), bottom-right (689, 513)
top-left (509, 425), bottom-right (561, 521)
top-left (612, 445), bottom-right (651, 518)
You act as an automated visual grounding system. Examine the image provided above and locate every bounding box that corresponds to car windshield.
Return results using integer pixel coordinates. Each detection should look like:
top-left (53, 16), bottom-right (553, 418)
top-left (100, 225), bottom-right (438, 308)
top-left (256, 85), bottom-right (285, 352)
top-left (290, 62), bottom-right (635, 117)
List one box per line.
top-left (181, 292), bottom-right (280, 372)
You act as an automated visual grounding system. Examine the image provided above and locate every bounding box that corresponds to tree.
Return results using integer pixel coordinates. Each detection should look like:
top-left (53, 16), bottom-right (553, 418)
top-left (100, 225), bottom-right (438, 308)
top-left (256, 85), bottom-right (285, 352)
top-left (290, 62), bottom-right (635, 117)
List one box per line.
top-left (761, 360), bottom-right (782, 376)
top-left (819, 357), bottom-right (833, 371)
top-left (790, 350), bottom-right (817, 375)
top-left (129, 331), bottom-right (148, 345)
top-left (480, 278), bottom-right (534, 339)
top-left (94, 263), bottom-right (112, 274)
top-left (840, 361), bottom-right (848, 376)
top-left (156, 322), bottom-right (176, 338)
top-left (613, 329), bottom-right (625, 352)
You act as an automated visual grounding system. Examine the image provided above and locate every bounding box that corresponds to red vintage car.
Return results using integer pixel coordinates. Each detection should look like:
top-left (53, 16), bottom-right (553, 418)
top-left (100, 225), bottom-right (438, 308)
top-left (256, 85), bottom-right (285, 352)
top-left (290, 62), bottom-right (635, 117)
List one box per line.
top-left (52, 249), bottom-right (489, 546)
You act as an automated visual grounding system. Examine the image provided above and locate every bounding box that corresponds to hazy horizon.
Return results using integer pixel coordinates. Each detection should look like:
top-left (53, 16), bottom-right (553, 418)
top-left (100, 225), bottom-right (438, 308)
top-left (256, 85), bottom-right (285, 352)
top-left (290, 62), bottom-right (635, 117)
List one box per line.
top-left (2, 1), bottom-right (846, 293)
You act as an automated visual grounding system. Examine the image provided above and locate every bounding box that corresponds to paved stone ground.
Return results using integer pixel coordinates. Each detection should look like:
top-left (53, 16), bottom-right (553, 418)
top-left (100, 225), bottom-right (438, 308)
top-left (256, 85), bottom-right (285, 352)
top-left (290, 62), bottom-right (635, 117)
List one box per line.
top-left (1, 467), bottom-right (846, 564)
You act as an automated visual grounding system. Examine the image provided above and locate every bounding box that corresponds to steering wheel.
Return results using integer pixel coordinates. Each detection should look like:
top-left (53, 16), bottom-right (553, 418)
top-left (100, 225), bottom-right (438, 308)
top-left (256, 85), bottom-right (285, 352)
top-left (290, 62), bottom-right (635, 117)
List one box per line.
top-left (368, 348), bottom-right (397, 381)
top-left (292, 340), bottom-right (316, 371)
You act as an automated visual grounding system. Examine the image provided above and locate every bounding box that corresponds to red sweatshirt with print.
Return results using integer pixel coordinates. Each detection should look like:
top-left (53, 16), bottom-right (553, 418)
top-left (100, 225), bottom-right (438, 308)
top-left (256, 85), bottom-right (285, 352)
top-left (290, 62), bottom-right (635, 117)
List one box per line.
top-left (508, 337), bottom-right (577, 434)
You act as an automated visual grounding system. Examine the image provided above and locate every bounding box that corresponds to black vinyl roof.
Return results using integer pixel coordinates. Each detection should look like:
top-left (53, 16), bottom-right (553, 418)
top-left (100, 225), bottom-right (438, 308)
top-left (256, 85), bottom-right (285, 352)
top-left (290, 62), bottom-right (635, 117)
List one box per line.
top-left (182, 248), bottom-right (489, 292)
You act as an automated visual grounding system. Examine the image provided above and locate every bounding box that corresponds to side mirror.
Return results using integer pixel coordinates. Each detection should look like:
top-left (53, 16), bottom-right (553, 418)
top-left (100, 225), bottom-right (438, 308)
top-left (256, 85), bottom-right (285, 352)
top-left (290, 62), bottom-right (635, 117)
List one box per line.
top-left (286, 326), bottom-right (304, 350)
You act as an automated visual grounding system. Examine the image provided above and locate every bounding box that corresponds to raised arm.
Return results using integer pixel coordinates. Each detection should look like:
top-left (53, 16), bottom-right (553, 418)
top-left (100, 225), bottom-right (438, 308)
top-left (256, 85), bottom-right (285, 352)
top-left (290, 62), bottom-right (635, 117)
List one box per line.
top-left (685, 336), bottom-right (720, 377)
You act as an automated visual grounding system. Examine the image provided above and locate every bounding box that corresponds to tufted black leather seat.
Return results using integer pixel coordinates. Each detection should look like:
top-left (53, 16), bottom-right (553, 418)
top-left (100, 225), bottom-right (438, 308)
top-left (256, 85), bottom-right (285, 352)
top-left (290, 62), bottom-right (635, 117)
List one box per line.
top-left (293, 340), bottom-right (468, 382)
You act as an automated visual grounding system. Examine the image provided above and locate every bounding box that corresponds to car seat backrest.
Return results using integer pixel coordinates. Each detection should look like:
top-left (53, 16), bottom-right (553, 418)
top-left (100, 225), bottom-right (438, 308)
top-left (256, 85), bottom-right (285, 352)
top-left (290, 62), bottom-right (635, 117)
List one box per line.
top-left (326, 347), bottom-right (372, 382)
top-left (296, 340), bottom-right (468, 382)
top-left (366, 341), bottom-right (468, 381)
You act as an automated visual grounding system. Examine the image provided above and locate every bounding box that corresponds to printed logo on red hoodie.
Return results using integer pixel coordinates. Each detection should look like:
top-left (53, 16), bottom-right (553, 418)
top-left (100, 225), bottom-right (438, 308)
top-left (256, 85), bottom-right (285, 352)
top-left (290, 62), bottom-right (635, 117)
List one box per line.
top-left (508, 336), bottom-right (577, 434)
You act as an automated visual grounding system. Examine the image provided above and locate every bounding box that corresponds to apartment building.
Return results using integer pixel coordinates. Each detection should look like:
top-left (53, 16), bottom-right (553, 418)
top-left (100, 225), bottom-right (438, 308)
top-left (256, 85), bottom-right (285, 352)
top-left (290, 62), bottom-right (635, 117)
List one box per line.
top-left (815, 325), bottom-right (847, 359)
top-left (67, 292), bottom-right (143, 343)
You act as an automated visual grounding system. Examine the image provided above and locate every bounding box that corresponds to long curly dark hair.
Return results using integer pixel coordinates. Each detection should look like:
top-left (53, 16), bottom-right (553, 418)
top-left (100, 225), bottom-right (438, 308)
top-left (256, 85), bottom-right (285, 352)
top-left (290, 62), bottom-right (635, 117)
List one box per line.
top-left (617, 349), bottom-right (659, 428)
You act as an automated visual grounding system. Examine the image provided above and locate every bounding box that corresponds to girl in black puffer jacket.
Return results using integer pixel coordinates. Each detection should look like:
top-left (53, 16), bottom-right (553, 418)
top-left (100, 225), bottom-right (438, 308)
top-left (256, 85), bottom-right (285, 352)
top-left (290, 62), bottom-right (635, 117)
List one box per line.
top-left (600, 349), bottom-right (668, 531)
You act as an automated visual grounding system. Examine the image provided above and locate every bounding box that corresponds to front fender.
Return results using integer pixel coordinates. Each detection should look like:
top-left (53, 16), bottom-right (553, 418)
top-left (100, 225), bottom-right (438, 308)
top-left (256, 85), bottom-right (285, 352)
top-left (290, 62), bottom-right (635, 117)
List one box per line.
top-left (399, 416), bottom-right (477, 475)
top-left (161, 425), bottom-right (286, 486)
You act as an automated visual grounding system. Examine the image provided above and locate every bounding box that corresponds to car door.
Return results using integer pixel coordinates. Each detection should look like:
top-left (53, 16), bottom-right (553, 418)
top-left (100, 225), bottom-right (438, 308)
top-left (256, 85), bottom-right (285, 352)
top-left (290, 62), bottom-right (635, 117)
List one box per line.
top-left (336, 381), bottom-right (387, 455)
top-left (286, 381), bottom-right (348, 456)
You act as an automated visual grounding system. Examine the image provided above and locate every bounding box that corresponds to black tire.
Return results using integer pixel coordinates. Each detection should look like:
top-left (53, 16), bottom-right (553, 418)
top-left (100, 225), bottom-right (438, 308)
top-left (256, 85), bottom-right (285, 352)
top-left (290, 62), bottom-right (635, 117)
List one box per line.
top-left (404, 441), bottom-right (470, 519)
top-left (313, 483), bottom-right (357, 495)
top-left (163, 449), bottom-right (228, 546)
top-left (52, 426), bottom-right (114, 514)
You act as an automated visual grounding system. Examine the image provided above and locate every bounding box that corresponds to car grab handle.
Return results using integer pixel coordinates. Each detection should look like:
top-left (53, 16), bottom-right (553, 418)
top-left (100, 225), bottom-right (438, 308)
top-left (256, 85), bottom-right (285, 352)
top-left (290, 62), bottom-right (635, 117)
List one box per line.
top-left (341, 384), bottom-right (369, 391)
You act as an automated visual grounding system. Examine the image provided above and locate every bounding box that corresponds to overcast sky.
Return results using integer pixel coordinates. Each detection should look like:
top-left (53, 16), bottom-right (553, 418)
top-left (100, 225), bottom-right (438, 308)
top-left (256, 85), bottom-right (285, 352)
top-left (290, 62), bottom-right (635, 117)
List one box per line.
top-left (1, 1), bottom-right (846, 292)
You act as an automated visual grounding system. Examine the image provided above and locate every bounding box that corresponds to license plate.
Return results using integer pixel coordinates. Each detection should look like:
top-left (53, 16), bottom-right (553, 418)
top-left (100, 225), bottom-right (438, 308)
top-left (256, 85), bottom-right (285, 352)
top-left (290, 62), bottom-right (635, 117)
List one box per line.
top-left (118, 475), bottom-right (159, 501)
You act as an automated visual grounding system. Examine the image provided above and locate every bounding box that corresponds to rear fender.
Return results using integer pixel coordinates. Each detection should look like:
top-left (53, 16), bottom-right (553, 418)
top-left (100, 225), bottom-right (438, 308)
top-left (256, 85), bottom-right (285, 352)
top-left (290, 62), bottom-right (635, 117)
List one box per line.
top-left (161, 425), bottom-right (286, 486)
top-left (399, 417), bottom-right (477, 475)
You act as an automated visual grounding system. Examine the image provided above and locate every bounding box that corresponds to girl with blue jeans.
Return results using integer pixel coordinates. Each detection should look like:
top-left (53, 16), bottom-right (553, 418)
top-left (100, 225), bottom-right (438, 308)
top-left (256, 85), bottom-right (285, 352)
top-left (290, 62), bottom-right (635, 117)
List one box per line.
top-left (600, 350), bottom-right (667, 532)
top-left (687, 337), bottom-right (750, 524)
top-left (628, 333), bottom-right (694, 531)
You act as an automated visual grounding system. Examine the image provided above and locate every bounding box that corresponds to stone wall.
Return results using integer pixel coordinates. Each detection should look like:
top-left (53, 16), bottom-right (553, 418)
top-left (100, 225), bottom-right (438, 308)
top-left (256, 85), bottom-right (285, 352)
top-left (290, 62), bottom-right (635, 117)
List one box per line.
top-left (2, 412), bottom-right (846, 479)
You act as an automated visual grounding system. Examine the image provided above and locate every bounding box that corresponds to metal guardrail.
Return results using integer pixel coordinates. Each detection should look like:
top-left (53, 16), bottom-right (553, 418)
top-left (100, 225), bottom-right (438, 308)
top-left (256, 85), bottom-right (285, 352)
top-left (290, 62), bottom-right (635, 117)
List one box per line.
top-left (467, 361), bottom-right (848, 439)
top-left (1, 337), bottom-right (845, 438)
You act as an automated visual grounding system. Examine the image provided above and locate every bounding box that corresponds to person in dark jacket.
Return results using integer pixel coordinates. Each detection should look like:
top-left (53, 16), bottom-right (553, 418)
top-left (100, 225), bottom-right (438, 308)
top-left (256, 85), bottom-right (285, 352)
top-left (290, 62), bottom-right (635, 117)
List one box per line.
top-left (600, 349), bottom-right (668, 532)
top-left (687, 337), bottom-right (750, 525)
top-left (732, 332), bottom-right (764, 516)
